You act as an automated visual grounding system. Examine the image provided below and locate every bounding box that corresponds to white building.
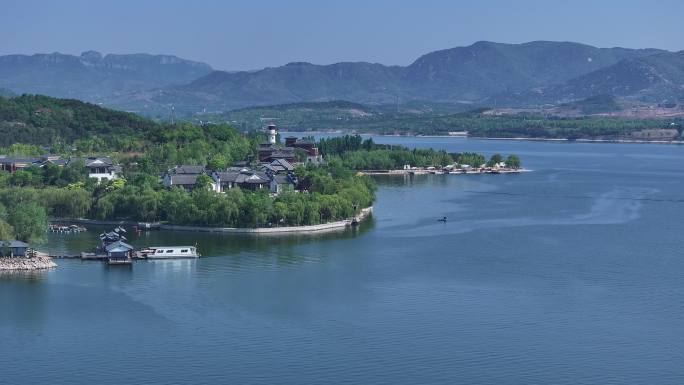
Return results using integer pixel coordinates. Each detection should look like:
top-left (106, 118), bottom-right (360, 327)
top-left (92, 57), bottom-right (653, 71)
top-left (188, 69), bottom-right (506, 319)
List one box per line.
top-left (80, 157), bottom-right (121, 182)
top-left (268, 124), bottom-right (277, 144)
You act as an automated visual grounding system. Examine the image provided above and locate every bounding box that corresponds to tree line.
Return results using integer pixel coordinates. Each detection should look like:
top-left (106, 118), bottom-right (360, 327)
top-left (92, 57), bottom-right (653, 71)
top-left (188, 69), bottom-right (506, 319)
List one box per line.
top-left (0, 161), bottom-right (375, 242)
top-left (317, 135), bottom-right (522, 170)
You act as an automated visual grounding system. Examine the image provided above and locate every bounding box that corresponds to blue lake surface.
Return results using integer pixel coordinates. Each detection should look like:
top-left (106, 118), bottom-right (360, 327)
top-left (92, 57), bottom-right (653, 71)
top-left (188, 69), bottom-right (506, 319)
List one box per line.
top-left (2, 137), bottom-right (684, 385)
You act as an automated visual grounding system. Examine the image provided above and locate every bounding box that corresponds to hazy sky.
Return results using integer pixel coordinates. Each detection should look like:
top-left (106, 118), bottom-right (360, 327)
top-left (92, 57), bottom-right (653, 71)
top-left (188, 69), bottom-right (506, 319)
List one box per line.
top-left (2, 0), bottom-right (683, 71)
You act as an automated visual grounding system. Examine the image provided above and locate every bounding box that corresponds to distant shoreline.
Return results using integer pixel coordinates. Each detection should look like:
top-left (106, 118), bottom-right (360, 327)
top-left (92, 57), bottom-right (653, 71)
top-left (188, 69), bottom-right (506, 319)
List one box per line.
top-left (283, 131), bottom-right (684, 145)
top-left (360, 168), bottom-right (529, 176)
top-left (470, 137), bottom-right (684, 145)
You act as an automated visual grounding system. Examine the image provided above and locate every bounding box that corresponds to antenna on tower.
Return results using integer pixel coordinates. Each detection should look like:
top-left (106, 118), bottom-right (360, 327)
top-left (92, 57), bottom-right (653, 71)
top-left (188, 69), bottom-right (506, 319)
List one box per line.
top-left (169, 105), bottom-right (176, 125)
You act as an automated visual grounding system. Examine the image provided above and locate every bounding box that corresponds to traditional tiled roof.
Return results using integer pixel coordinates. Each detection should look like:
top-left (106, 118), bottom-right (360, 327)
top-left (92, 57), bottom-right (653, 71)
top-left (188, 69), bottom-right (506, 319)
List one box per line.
top-left (213, 171), bottom-right (240, 183)
top-left (84, 157), bottom-right (114, 167)
top-left (170, 165), bottom-right (206, 175)
top-left (105, 240), bottom-right (134, 252)
top-left (0, 157), bottom-right (43, 165)
top-left (0, 240), bottom-right (29, 248)
top-left (236, 170), bottom-right (270, 184)
top-left (169, 174), bottom-right (199, 185)
top-left (46, 158), bottom-right (69, 166)
top-left (270, 158), bottom-right (294, 170)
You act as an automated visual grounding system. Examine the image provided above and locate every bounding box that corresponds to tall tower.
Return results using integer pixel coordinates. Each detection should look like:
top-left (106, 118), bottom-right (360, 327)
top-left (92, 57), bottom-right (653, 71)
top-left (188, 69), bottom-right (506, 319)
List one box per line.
top-left (268, 124), bottom-right (277, 144)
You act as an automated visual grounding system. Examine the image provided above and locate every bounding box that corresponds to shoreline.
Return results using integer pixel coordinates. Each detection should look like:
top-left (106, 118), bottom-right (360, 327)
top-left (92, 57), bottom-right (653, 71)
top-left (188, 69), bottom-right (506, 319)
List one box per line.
top-left (50, 207), bottom-right (373, 234)
top-left (360, 169), bottom-right (529, 176)
top-left (284, 131), bottom-right (684, 145)
top-left (470, 136), bottom-right (684, 145)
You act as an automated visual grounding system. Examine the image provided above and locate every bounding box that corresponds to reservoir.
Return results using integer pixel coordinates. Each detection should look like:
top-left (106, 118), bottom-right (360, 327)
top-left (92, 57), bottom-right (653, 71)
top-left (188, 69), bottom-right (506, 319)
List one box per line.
top-left (2, 137), bottom-right (684, 385)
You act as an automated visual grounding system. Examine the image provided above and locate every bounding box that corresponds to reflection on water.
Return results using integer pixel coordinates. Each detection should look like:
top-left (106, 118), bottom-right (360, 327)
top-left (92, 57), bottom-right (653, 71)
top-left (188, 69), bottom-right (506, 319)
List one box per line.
top-left (0, 269), bottom-right (51, 327)
top-left (0, 268), bottom-right (51, 282)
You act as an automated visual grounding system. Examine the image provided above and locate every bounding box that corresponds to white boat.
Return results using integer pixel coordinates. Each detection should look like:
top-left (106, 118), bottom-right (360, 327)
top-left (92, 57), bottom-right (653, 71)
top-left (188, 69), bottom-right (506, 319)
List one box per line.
top-left (142, 246), bottom-right (199, 259)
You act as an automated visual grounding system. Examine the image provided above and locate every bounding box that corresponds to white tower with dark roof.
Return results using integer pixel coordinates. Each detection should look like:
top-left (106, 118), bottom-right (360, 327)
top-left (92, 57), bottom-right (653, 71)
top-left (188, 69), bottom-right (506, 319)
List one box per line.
top-left (268, 124), bottom-right (277, 145)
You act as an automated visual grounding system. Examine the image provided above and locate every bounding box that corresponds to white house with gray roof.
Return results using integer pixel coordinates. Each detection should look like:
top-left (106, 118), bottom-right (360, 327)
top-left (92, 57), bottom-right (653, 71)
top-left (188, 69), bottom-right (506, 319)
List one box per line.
top-left (76, 156), bottom-right (121, 182)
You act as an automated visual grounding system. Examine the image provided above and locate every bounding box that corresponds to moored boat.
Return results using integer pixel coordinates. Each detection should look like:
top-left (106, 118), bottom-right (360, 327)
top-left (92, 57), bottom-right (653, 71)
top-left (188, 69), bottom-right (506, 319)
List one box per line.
top-left (140, 246), bottom-right (199, 259)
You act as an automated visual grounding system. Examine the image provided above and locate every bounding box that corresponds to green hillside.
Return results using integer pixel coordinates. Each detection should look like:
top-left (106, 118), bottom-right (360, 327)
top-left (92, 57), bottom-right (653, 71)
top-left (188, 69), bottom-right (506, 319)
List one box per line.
top-left (0, 94), bottom-right (157, 147)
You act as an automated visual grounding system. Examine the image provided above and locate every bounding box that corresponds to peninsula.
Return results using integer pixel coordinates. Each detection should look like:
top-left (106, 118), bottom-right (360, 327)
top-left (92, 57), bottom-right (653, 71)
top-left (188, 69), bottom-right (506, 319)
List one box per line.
top-left (0, 95), bottom-right (522, 249)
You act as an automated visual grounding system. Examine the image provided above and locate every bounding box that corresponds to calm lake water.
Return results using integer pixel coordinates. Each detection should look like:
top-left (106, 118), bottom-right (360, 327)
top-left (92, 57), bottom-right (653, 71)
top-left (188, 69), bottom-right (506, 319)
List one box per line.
top-left (2, 137), bottom-right (684, 385)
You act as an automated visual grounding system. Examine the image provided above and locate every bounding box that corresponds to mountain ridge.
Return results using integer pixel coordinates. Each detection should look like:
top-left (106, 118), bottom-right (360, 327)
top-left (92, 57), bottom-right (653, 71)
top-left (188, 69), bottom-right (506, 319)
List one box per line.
top-left (2, 41), bottom-right (683, 115)
top-left (113, 40), bottom-right (673, 114)
top-left (492, 50), bottom-right (684, 106)
top-left (0, 50), bottom-right (213, 102)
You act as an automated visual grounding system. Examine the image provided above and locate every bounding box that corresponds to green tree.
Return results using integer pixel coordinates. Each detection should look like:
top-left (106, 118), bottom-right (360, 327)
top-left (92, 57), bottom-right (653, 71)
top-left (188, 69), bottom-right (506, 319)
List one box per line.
top-left (487, 154), bottom-right (504, 167)
top-left (0, 219), bottom-right (15, 240)
top-left (207, 154), bottom-right (229, 171)
top-left (505, 154), bottom-right (522, 169)
top-left (8, 202), bottom-right (48, 243)
top-left (195, 174), bottom-right (214, 190)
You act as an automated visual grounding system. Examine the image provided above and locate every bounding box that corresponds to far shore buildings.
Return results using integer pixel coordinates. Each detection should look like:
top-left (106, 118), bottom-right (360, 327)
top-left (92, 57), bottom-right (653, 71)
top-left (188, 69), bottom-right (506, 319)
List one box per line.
top-left (163, 157), bottom-right (298, 194)
top-left (163, 127), bottom-right (303, 194)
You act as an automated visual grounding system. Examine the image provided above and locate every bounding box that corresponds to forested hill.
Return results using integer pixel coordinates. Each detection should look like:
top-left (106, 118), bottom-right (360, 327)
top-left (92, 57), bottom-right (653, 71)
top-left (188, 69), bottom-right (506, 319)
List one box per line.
top-left (0, 94), bottom-right (158, 147)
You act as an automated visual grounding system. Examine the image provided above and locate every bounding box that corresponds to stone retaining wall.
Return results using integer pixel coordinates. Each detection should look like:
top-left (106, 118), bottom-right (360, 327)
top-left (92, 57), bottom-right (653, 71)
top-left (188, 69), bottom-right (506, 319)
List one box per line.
top-left (0, 256), bottom-right (57, 270)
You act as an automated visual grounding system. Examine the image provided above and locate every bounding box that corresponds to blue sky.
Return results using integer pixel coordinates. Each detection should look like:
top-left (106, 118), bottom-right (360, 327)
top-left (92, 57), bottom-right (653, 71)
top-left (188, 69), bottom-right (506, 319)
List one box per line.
top-left (2, 0), bottom-right (683, 70)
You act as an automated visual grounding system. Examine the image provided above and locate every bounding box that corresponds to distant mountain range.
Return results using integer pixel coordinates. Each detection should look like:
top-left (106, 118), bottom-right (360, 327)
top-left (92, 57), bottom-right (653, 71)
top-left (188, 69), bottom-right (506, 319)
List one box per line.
top-left (494, 50), bottom-right (684, 106)
top-left (1, 42), bottom-right (683, 115)
top-left (0, 50), bottom-right (212, 102)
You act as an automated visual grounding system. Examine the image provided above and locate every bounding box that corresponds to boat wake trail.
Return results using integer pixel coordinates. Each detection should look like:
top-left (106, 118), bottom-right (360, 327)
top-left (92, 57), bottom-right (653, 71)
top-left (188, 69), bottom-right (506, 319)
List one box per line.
top-left (383, 188), bottom-right (656, 238)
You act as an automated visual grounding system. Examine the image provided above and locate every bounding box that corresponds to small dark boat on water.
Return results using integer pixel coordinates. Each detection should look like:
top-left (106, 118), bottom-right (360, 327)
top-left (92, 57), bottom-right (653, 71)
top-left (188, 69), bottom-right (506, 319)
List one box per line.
top-left (437, 216), bottom-right (448, 222)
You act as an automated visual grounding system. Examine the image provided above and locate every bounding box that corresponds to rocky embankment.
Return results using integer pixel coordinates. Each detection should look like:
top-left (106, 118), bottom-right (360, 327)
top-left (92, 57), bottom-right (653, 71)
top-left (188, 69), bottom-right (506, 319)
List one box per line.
top-left (0, 256), bottom-right (57, 270)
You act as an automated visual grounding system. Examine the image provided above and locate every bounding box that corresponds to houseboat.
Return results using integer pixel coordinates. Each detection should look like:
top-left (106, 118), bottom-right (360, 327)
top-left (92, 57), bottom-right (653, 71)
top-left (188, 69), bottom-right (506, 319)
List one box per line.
top-left (139, 246), bottom-right (199, 259)
top-left (104, 240), bottom-right (134, 266)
